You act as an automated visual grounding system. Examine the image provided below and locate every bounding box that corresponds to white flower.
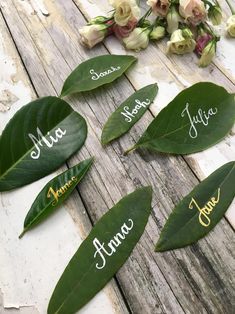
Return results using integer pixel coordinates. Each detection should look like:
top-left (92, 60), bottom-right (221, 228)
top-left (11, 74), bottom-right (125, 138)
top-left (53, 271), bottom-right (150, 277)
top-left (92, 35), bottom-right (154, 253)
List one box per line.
top-left (167, 29), bottom-right (196, 54)
top-left (198, 40), bottom-right (216, 67)
top-left (79, 24), bottom-right (107, 49)
top-left (123, 27), bottom-right (151, 51)
top-left (226, 15), bottom-right (235, 37)
top-left (150, 26), bottom-right (166, 40)
top-left (110, 0), bottom-right (140, 26)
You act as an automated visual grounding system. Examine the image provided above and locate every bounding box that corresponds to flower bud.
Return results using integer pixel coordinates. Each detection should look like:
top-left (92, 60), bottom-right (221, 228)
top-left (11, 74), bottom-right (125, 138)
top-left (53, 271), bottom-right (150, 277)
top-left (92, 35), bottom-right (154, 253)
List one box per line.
top-left (89, 16), bottom-right (108, 25)
top-left (198, 40), bottom-right (216, 67)
top-left (123, 27), bottom-right (151, 51)
top-left (195, 33), bottom-right (213, 56)
top-left (150, 26), bottom-right (166, 40)
top-left (226, 15), bottom-right (235, 37)
top-left (166, 6), bottom-right (181, 34)
top-left (167, 29), bottom-right (196, 54)
top-left (79, 24), bottom-right (108, 49)
top-left (208, 5), bottom-right (223, 25)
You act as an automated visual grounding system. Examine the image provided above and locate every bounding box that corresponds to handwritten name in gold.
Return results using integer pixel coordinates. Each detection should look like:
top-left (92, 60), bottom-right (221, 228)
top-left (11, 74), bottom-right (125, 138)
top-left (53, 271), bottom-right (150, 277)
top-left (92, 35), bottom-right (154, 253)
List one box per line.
top-left (189, 188), bottom-right (220, 227)
top-left (47, 176), bottom-right (78, 206)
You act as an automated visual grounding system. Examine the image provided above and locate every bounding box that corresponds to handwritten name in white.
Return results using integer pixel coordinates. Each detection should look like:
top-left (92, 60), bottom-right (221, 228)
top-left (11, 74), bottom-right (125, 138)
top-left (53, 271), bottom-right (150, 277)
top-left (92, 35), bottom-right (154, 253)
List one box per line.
top-left (28, 127), bottom-right (67, 160)
top-left (121, 98), bottom-right (151, 123)
top-left (90, 66), bottom-right (121, 81)
top-left (181, 103), bottom-right (218, 138)
top-left (93, 218), bottom-right (134, 270)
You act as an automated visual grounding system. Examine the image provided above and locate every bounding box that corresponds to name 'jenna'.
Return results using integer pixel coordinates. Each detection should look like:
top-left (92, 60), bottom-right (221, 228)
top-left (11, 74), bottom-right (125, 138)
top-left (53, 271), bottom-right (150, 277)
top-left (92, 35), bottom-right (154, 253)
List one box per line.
top-left (93, 218), bottom-right (134, 270)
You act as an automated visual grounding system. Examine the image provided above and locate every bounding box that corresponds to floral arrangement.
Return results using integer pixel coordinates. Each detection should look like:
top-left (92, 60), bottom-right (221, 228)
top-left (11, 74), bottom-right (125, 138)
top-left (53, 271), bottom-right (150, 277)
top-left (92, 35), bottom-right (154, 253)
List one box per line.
top-left (79, 0), bottom-right (235, 67)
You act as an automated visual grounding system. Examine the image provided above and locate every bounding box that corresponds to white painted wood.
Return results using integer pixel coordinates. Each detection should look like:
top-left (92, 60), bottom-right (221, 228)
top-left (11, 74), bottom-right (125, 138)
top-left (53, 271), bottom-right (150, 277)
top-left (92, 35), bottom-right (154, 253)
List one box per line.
top-left (0, 11), bottom-right (128, 314)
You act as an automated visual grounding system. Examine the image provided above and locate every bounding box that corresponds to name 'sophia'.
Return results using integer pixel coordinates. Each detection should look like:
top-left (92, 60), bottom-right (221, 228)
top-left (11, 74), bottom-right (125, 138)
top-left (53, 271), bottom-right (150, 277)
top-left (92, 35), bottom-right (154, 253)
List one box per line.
top-left (121, 98), bottom-right (151, 123)
top-left (93, 218), bottom-right (134, 270)
top-left (28, 127), bottom-right (67, 159)
top-left (181, 103), bottom-right (218, 138)
top-left (90, 66), bottom-right (121, 81)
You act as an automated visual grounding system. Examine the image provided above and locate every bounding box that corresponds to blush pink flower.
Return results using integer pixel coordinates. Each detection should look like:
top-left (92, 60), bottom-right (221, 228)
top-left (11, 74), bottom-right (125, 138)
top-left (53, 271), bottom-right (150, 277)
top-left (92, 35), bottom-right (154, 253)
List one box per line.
top-left (179, 0), bottom-right (206, 25)
top-left (147, 0), bottom-right (170, 17)
top-left (195, 33), bottom-right (213, 56)
top-left (113, 18), bottom-right (138, 39)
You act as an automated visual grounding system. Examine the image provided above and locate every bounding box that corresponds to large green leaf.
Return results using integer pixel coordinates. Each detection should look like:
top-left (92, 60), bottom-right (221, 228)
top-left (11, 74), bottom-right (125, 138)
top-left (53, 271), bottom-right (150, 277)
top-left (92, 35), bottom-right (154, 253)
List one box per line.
top-left (60, 55), bottom-right (137, 97)
top-left (101, 84), bottom-right (158, 145)
top-left (0, 97), bottom-right (87, 191)
top-left (48, 186), bottom-right (152, 314)
top-left (156, 161), bottom-right (235, 252)
top-left (128, 82), bottom-right (235, 155)
top-left (19, 158), bottom-right (93, 238)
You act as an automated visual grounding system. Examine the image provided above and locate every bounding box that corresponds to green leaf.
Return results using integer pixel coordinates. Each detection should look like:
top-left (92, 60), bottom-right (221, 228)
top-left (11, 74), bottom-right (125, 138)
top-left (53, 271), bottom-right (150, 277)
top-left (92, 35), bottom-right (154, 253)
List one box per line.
top-left (0, 97), bottom-right (87, 191)
top-left (101, 84), bottom-right (158, 145)
top-left (48, 186), bottom-right (152, 314)
top-left (155, 161), bottom-right (235, 252)
top-left (60, 54), bottom-right (137, 97)
top-left (19, 158), bottom-right (93, 238)
top-left (128, 82), bottom-right (235, 155)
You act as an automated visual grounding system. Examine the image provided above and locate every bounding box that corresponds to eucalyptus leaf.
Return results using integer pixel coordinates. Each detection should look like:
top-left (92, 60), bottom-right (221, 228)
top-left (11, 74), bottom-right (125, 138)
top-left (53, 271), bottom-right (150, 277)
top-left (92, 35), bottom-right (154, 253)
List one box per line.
top-left (156, 161), bottom-right (235, 252)
top-left (60, 55), bottom-right (137, 97)
top-left (101, 84), bottom-right (158, 145)
top-left (48, 186), bottom-right (152, 314)
top-left (19, 158), bottom-right (93, 238)
top-left (0, 97), bottom-right (87, 191)
top-left (126, 82), bottom-right (235, 155)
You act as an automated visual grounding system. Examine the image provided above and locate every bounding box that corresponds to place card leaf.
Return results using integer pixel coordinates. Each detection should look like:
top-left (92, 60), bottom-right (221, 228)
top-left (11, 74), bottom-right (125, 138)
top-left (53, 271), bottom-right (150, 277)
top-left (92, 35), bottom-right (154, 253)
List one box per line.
top-left (19, 158), bottom-right (93, 238)
top-left (60, 55), bottom-right (137, 97)
top-left (155, 161), bottom-right (235, 252)
top-left (101, 84), bottom-right (158, 145)
top-left (48, 186), bottom-right (152, 314)
top-left (127, 83), bottom-right (235, 155)
top-left (0, 97), bottom-right (87, 191)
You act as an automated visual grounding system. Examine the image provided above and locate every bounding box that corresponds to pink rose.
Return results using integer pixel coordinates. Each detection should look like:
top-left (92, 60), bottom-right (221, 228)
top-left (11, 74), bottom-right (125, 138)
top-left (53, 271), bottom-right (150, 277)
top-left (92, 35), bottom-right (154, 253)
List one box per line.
top-left (147, 0), bottom-right (170, 17)
top-left (179, 0), bottom-right (206, 25)
top-left (113, 18), bottom-right (137, 39)
top-left (195, 33), bottom-right (213, 56)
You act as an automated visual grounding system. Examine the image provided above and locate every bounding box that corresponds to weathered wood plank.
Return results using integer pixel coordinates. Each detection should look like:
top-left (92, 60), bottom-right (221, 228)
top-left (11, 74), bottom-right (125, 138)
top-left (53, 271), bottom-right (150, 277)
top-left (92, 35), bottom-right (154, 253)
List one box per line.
top-left (0, 8), bottom-right (129, 314)
top-left (73, 0), bottom-right (235, 229)
top-left (2, 0), bottom-right (234, 313)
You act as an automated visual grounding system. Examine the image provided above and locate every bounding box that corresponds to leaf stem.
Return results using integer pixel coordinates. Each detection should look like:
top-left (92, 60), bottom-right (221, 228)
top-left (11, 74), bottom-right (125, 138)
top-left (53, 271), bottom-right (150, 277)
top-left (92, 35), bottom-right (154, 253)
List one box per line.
top-left (19, 229), bottom-right (26, 239)
top-left (123, 145), bottom-right (137, 156)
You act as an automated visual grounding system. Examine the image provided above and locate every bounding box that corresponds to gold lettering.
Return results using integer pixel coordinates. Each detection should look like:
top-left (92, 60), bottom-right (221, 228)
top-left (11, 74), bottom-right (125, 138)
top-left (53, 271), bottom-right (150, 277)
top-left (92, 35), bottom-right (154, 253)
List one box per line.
top-left (47, 187), bottom-right (59, 206)
top-left (189, 188), bottom-right (220, 227)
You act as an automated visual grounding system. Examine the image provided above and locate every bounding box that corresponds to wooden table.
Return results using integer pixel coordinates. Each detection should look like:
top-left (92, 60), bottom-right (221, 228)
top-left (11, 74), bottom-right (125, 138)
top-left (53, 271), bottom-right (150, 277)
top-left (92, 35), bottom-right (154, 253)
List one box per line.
top-left (0, 0), bottom-right (234, 313)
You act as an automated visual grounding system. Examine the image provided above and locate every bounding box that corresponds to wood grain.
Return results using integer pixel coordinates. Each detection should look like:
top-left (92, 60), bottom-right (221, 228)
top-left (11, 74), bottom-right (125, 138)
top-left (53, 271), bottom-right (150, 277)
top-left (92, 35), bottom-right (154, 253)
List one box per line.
top-left (0, 0), bottom-right (234, 313)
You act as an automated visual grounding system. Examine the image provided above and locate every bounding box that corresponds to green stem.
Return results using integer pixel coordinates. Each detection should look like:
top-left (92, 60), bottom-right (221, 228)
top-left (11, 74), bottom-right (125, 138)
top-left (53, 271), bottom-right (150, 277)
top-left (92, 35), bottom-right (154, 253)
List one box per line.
top-left (19, 229), bottom-right (27, 239)
top-left (137, 8), bottom-right (152, 27)
top-left (225, 0), bottom-right (235, 14)
top-left (123, 145), bottom-right (137, 156)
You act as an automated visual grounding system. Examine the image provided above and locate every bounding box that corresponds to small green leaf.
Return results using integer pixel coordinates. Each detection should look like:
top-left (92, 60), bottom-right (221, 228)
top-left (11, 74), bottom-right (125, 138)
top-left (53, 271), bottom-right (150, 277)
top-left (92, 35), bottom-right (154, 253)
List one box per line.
top-left (0, 97), bottom-right (87, 191)
top-left (101, 84), bottom-right (158, 145)
top-left (155, 161), bottom-right (235, 252)
top-left (127, 82), bottom-right (235, 155)
top-left (19, 158), bottom-right (93, 238)
top-left (60, 54), bottom-right (137, 97)
top-left (48, 186), bottom-right (152, 314)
